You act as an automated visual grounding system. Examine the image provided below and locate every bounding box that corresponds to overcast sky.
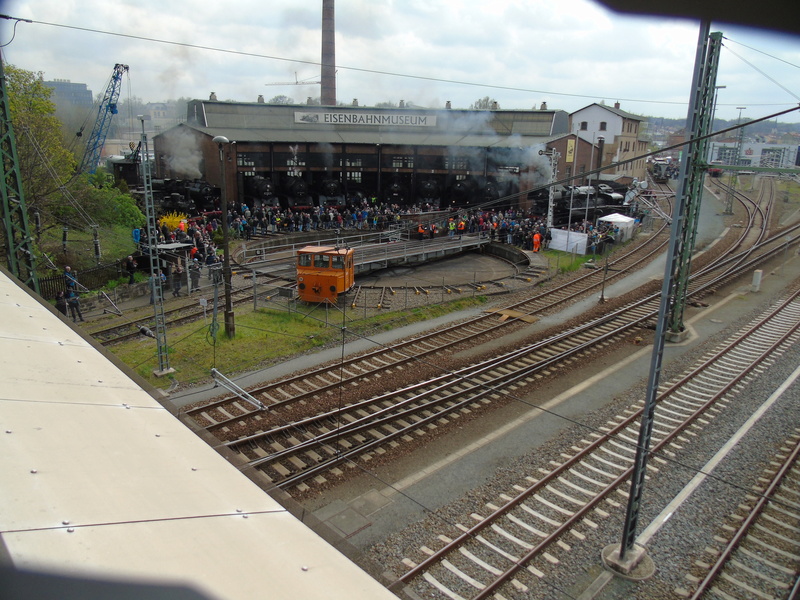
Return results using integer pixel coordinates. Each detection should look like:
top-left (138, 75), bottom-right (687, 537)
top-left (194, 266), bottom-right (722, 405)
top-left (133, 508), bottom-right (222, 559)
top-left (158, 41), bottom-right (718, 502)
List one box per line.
top-left (1, 0), bottom-right (798, 124)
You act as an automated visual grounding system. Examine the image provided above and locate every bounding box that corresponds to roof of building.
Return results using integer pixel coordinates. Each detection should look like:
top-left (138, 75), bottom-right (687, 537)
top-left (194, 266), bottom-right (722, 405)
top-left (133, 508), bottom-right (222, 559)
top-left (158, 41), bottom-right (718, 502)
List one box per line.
top-left (168, 100), bottom-right (570, 148)
top-left (0, 267), bottom-right (396, 600)
top-left (571, 103), bottom-right (646, 122)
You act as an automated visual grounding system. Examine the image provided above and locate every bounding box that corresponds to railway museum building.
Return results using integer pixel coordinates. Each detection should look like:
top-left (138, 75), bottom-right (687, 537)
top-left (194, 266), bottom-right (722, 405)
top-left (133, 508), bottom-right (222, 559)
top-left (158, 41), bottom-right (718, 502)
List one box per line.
top-left (151, 100), bottom-right (610, 213)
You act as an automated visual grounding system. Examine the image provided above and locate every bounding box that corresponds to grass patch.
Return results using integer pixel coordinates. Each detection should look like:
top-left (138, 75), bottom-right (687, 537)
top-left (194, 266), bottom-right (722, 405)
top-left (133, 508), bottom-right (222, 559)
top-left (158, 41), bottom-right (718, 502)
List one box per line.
top-left (776, 178), bottom-right (800, 205)
top-left (542, 249), bottom-right (602, 274)
top-left (108, 295), bottom-right (487, 391)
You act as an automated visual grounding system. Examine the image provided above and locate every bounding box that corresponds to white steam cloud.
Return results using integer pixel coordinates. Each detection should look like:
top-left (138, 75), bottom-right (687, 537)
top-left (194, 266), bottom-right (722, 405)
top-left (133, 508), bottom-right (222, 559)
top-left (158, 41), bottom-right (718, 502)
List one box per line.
top-left (164, 128), bottom-right (203, 179)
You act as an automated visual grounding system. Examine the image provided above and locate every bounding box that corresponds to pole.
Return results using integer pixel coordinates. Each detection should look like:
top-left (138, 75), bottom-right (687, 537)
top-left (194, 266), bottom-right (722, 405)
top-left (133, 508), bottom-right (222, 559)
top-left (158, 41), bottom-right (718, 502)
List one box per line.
top-left (585, 132), bottom-right (596, 224)
top-left (213, 135), bottom-right (236, 338)
top-left (139, 116), bottom-right (172, 375)
top-left (711, 85), bottom-right (726, 141)
top-left (566, 173), bottom-right (575, 254)
top-left (615, 21), bottom-right (716, 568)
top-left (599, 255), bottom-right (609, 303)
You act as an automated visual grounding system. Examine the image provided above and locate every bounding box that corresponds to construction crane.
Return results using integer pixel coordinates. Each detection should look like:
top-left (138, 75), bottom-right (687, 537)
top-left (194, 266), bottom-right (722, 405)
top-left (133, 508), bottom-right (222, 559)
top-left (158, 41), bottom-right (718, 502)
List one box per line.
top-left (77, 64), bottom-right (129, 174)
top-left (265, 72), bottom-right (321, 86)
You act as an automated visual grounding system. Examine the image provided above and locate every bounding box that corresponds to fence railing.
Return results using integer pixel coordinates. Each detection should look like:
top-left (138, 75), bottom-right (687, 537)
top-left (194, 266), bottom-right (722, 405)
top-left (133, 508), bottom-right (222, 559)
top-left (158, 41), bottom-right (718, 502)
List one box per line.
top-left (38, 260), bottom-right (125, 300)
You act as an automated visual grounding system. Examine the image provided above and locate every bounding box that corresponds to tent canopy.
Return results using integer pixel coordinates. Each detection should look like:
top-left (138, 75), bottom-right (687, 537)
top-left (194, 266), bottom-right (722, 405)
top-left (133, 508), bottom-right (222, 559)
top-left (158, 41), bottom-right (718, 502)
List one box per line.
top-left (598, 213), bottom-right (635, 224)
top-left (598, 212), bottom-right (636, 242)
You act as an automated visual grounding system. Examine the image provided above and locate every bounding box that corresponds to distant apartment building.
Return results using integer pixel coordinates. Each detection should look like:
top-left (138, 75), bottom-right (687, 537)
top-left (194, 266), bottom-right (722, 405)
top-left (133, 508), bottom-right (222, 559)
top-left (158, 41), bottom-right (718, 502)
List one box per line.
top-left (43, 79), bottom-right (94, 109)
top-left (707, 141), bottom-right (800, 169)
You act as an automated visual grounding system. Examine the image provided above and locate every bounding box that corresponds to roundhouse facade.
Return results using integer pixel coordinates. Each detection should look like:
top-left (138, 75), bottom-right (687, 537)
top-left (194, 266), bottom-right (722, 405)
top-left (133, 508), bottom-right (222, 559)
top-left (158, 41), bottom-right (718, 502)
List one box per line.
top-left (153, 101), bottom-right (579, 213)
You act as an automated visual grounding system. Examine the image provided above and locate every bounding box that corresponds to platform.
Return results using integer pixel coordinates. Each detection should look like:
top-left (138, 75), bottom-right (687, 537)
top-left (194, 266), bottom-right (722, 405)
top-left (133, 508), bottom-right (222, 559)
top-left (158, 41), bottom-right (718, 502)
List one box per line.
top-left (244, 232), bottom-right (492, 281)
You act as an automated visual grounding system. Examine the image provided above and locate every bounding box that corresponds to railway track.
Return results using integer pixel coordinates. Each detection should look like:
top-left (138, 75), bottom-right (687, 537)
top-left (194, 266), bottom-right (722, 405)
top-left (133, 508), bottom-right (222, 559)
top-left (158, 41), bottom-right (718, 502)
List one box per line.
top-left (393, 286), bottom-right (800, 600)
top-left (685, 429), bottom-right (800, 600)
top-left (183, 187), bottom-right (764, 439)
top-left (92, 285), bottom-right (256, 345)
top-left (183, 208), bottom-right (674, 436)
top-left (211, 212), bottom-right (800, 491)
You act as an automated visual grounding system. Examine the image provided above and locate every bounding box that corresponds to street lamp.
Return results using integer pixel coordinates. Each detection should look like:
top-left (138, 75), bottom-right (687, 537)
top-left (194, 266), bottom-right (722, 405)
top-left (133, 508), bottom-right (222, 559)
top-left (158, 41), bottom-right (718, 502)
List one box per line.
top-left (735, 107), bottom-right (747, 166)
top-left (708, 85), bottom-right (726, 172)
top-left (722, 107), bottom-right (746, 215)
top-left (212, 135), bottom-right (235, 338)
top-left (711, 85), bottom-right (726, 136)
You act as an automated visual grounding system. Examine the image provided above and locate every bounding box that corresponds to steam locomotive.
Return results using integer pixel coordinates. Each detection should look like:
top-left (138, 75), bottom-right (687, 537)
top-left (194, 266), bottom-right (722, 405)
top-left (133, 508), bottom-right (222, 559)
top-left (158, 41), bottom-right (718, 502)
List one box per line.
top-left (147, 178), bottom-right (220, 214)
top-left (237, 171), bottom-right (523, 212)
top-left (530, 184), bottom-right (629, 227)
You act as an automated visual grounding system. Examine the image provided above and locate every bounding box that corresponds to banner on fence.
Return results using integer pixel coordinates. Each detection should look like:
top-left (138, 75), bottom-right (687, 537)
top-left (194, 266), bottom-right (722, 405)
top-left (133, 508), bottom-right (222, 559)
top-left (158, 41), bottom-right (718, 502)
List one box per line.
top-left (549, 229), bottom-right (587, 255)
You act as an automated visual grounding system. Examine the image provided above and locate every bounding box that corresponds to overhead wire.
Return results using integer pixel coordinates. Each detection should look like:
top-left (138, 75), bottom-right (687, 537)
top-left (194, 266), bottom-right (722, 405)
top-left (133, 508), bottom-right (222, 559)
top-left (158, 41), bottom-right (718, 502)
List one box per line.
top-left (166, 104), bottom-right (800, 406)
top-left (201, 263), bottom-right (800, 597)
top-left (21, 127), bottom-right (97, 229)
top-left (0, 12), bottom-right (783, 110)
top-left (7, 11), bottom-right (797, 578)
top-left (722, 43), bottom-right (800, 102)
top-left (70, 69), bottom-right (115, 157)
top-left (723, 35), bottom-right (800, 71)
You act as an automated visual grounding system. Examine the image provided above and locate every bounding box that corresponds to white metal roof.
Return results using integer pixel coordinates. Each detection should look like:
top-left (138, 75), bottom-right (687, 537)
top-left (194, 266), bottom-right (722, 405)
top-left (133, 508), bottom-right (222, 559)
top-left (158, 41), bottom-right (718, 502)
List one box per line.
top-left (0, 268), bottom-right (395, 600)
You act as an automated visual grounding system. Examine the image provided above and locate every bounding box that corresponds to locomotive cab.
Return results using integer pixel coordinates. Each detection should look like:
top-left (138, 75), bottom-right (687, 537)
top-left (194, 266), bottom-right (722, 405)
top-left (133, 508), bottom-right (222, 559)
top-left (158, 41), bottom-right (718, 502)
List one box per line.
top-left (296, 246), bottom-right (355, 303)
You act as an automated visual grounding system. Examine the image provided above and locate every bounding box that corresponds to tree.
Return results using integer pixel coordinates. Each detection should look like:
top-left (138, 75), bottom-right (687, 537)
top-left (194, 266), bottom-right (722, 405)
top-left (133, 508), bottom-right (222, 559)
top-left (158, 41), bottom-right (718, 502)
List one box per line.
top-left (470, 97), bottom-right (499, 110)
top-left (2, 64), bottom-right (144, 270)
top-left (81, 168), bottom-right (144, 229)
top-left (268, 95), bottom-right (295, 105)
top-left (5, 65), bottom-right (77, 224)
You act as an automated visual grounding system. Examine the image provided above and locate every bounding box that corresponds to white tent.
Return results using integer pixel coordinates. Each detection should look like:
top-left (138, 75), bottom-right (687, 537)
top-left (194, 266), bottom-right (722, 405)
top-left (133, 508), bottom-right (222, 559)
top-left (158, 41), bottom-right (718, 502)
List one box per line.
top-left (598, 213), bottom-right (636, 242)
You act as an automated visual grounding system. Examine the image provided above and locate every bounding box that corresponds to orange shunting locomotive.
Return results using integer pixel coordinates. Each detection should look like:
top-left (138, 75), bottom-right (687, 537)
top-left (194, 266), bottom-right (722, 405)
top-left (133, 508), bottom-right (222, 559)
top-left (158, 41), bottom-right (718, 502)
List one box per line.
top-left (296, 246), bottom-right (355, 303)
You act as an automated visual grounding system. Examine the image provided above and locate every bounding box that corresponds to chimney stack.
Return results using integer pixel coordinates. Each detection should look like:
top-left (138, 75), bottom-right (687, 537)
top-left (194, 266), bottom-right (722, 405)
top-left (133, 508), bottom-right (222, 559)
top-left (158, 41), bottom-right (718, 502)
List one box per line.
top-left (321, 0), bottom-right (336, 106)
top-left (257, 95), bottom-right (264, 103)
top-left (209, 92), bottom-right (217, 101)
top-left (446, 101), bottom-right (451, 109)
top-left (614, 101), bottom-right (620, 109)
top-left (596, 137), bottom-right (605, 172)
top-left (399, 100), bottom-right (405, 108)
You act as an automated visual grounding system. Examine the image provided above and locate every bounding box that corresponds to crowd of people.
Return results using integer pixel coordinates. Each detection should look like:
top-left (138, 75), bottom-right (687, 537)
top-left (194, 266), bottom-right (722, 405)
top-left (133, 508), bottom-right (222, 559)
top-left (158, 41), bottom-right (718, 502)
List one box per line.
top-left (56, 198), bottom-right (635, 321)
top-left (144, 199), bottom-right (636, 258)
top-left (131, 217), bottom-right (225, 300)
